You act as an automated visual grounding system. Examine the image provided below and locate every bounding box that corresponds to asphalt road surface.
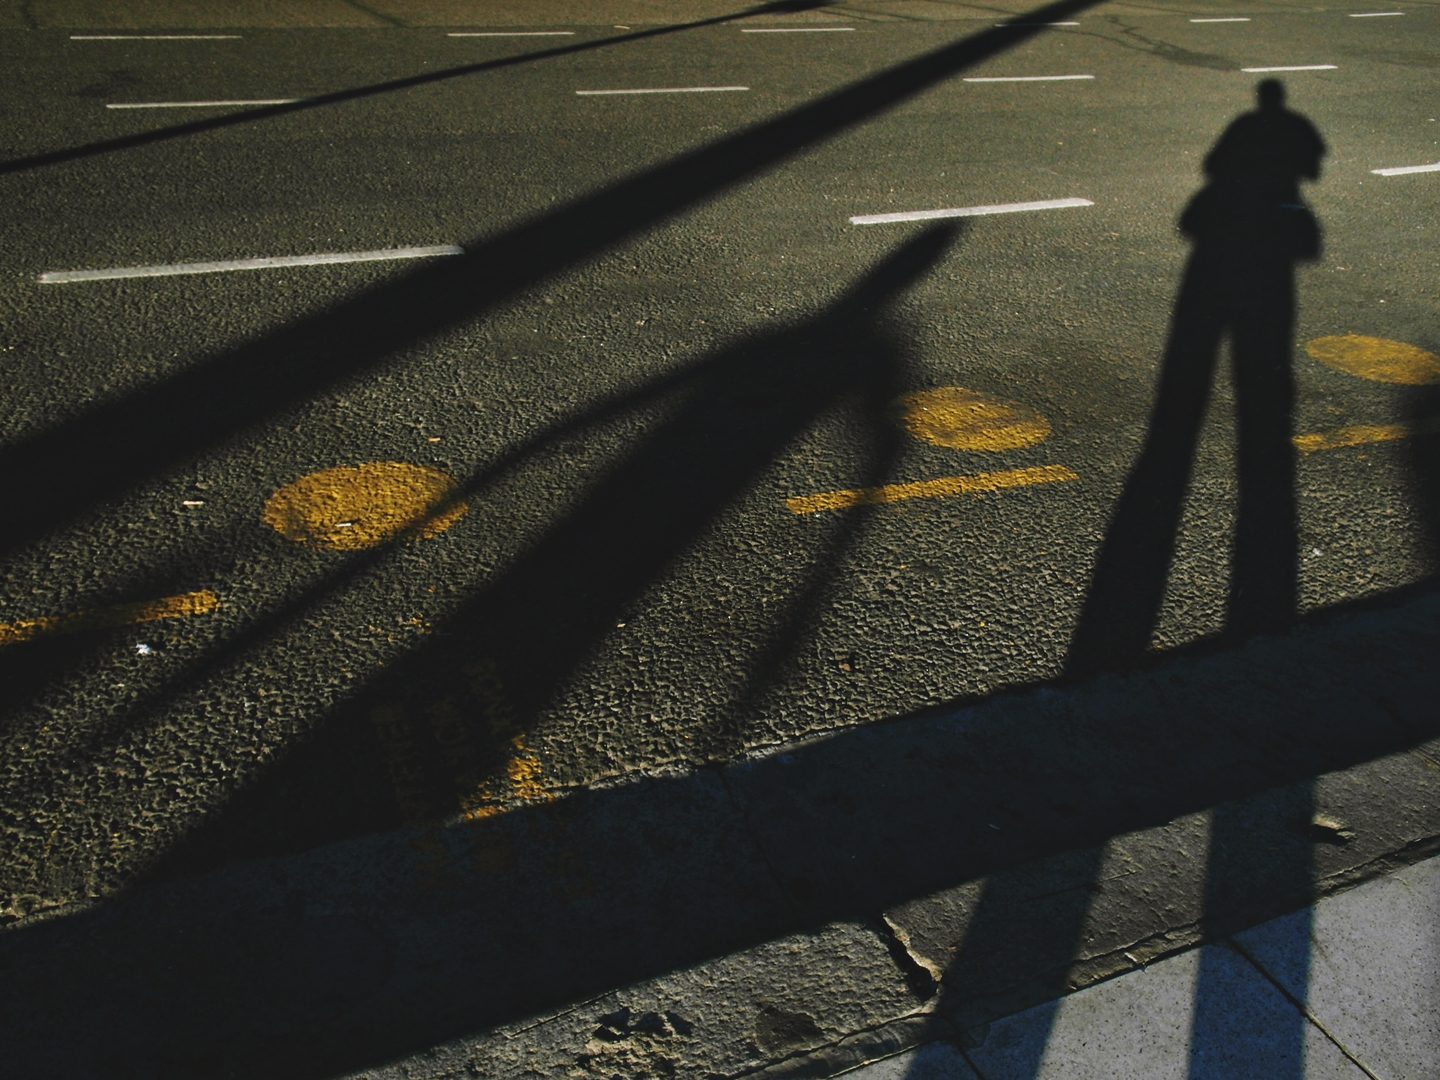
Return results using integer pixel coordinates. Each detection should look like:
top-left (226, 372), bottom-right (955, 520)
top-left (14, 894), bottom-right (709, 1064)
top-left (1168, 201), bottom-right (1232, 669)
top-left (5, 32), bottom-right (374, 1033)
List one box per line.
top-left (1, 0), bottom-right (1438, 920)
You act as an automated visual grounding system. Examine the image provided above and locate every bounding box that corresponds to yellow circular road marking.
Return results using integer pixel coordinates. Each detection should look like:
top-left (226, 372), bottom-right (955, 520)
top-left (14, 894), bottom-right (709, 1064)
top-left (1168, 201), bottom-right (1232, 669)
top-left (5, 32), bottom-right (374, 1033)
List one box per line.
top-left (890, 386), bottom-right (1050, 451)
top-left (1305, 335), bottom-right (1440, 385)
top-left (263, 462), bottom-right (467, 551)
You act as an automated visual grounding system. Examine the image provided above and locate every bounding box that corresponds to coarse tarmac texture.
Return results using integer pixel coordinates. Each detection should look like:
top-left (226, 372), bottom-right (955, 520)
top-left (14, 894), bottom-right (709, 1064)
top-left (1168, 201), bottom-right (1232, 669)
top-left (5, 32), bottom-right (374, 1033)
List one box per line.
top-left (0, 0), bottom-right (1439, 1075)
top-left (3, 0), bottom-right (1438, 911)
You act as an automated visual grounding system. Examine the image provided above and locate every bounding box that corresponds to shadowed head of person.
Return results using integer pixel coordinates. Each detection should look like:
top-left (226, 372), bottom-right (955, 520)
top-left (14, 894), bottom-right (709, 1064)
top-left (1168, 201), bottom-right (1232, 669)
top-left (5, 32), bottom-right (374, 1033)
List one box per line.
top-left (1184, 79), bottom-right (1326, 252)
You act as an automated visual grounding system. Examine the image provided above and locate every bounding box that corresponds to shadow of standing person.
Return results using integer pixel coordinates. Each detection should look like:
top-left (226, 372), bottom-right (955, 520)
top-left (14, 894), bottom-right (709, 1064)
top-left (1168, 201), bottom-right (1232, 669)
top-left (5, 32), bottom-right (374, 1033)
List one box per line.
top-left (1067, 80), bottom-right (1325, 676)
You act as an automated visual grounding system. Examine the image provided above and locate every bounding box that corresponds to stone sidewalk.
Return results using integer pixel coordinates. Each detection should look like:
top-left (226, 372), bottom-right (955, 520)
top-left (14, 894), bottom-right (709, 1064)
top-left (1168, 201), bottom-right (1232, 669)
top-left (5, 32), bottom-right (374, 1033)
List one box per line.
top-left (855, 851), bottom-right (1440, 1080)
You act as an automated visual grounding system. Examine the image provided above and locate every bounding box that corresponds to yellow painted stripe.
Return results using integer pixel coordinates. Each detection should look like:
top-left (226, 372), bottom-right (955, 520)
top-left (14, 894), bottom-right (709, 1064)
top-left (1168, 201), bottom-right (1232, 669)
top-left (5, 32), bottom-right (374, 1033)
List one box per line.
top-left (0, 590), bottom-right (219, 646)
top-left (1294, 416), bottom-right (1440, 453)
top-left (785, 464), bottom-right (1079, 514)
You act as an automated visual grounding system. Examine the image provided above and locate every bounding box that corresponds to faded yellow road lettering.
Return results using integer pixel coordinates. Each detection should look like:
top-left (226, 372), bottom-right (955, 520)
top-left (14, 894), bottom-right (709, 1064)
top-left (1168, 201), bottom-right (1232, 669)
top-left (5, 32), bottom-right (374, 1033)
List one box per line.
top-left (1306, 335), bottom-right (1440, 384)
top-left (1294, 416), bottom-right (1440, 453)
top-left (891, 386), bottom-right (1051, 450)
top-left (263, 462), bottom-right (467, 550)
top-left (786, 464), bottom-right (1079, 514)
top-left (0, 589), bottom-right (219, 646)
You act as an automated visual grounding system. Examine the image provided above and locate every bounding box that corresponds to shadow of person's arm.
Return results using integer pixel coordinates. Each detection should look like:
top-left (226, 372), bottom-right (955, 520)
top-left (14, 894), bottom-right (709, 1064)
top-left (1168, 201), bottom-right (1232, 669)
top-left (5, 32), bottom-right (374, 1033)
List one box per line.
top-left (1296, 114), bottom-right (1326, 181)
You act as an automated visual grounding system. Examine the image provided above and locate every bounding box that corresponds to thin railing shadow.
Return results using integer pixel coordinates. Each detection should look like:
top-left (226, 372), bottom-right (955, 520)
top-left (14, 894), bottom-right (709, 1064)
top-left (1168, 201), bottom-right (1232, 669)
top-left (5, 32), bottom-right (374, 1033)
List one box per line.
top-left (22, 225), bottom-right (954, 892)
top-left (928, 80), bottom-right (1329, 1079)
top-left (318, 225), bottom-right (950, 829)
top-left (0, 0), bottom-right (1103, 562)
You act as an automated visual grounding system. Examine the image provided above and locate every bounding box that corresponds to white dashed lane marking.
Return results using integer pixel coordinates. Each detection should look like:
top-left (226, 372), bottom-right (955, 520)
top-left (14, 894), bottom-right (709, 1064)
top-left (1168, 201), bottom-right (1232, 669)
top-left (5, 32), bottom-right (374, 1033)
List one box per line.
top-left (963, 74), bottom-right (1093, 83)
top-left (38, 245), bottom-right (464, 284)
top-left (850, 198), bottom-right (1092, 226)
top-left (741, 27), bottom-right (854, 32)
top-left (447, 31), bottom-right (575, 36)
top-left (1190, 17), bottom-right (1250, 22)
top-left (575, 86), bottom-right (750, 95)
top-left (71, 34), bottom-right (242, 39)
top-left (1241, 65), bottom-right (1338, 72)
top-left (1372, 162), bottom-right (1440, 176)
top-left (106, 99), bottom-right (305, 109)
top-left (1349, 11), bottom-right (1404, 16)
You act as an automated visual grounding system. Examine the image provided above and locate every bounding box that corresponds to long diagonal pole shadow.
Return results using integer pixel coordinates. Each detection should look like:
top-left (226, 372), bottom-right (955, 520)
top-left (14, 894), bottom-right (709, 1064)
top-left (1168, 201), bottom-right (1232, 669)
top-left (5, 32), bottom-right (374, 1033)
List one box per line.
top-left (0, 0), bottom-right (1103, 562)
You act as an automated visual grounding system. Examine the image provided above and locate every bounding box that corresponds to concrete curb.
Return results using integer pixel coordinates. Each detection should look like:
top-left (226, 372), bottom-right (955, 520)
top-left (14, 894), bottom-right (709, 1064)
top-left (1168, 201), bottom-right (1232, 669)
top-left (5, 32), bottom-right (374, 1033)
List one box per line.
top-left (3, 589), bottom-right (1438, 1078)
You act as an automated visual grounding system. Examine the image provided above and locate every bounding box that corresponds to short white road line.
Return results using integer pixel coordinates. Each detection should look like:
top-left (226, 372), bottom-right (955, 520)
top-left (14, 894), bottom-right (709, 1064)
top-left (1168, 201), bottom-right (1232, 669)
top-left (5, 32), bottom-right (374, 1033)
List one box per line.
top-left (106, 99), bottom-right (305, 109)
top-left (71, 34), bottom-right (242, 39)
top-left (741, 26), bottom-right (855, 32)
top-left (999, 21), bottom-right (1080, 26)
top-left (1191, 17), bottom-right (1251, 22)
top-left (1350, 11), bottom-right (1404, 16)
top-left (964, 74), bottom-right (1093, 82)
top-left (850, 197), bottom-right (1093, 226)
top-left (1241, 65), bottom-right (1338, 72)
top-left (38, 245), bottom-right (464, 284)
top-left (446, 30), bottom-right (575, 36)
top-left (1372, 162), bottom-right (1440, 175)
top-left (575, 86), bottom-right (749, 95)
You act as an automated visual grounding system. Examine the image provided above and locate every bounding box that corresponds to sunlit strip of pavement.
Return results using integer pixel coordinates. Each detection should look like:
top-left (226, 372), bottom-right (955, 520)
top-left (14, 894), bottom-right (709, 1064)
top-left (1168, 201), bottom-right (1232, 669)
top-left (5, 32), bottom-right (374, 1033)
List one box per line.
top-left (785, 464), bottom-right (1078, 514)
top-left (37, 245), bottom-right (465, 283)
top-left (0, 590), bottom-right (218, 646)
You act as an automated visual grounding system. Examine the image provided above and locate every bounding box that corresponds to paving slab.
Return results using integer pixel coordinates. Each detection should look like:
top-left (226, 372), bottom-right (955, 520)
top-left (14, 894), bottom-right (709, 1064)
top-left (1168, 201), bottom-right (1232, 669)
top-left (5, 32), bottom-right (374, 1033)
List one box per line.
top-left (965, 943), bottom-right (1367, 1080)
top-left (884, 745), bottom-right (1440, 1031)
top-left (1236, 853), bottom-right (1440, 1080)
top-left (840, 1040), bottom-right (981, 1080)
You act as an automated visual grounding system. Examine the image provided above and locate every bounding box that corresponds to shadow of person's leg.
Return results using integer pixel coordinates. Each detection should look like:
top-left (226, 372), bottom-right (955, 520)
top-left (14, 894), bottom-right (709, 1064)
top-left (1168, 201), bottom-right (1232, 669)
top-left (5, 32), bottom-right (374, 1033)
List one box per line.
top-left (1187, 785), bottom-right (1314, 1080)
top-left (1066, 246), bottom-right (1228, 675)
top-left (1228, 263), bottom-right (1297, 638)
